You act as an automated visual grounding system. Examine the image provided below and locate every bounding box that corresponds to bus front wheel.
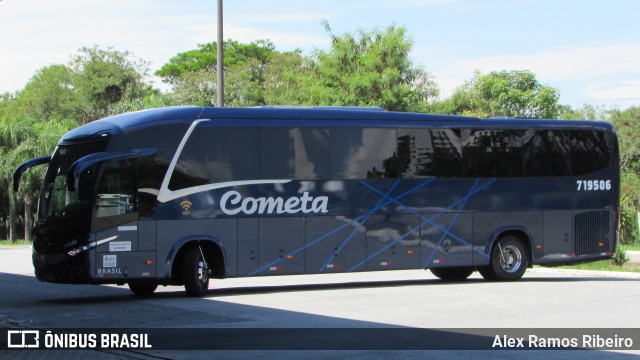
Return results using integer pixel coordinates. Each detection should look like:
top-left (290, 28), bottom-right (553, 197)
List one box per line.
top-left (480, 236), bottom-right (529, 281)
top-left (183, 245), bottom-right (210, 297)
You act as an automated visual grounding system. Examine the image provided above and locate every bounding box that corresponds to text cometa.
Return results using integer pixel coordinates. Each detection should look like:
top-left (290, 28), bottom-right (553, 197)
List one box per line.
top-left (220, 191), bottom-right (329, 215)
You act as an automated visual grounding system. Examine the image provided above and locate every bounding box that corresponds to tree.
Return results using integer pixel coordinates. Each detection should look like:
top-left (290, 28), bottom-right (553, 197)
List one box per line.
top-left (170, 69), bottom-right (218, 106)
top-left (156, 26), bottom-right (438, 111)
top-left (70, 46), bottom-right (153, 123)
top-left (9, 46), bottom-right (153, 125)
top-left (449, 70), bottom-right (560, 118)
top-left (558, 104), bottom-right (610, 121)
top-left (1, 99), bottom-right (74, 242)
top-left (106, 92), bottom-right (177, 115)
top-left (611, 107), bottom-right (640, 175)
top-left (610, 107), bottom-right (640, 244)
top-left (313, 22), bottom-right (438, 111)
top-left (156, 39), bottom-right (276, 84)
top-left (262, 51), bottom-right (319, 105)
top-left (225, 59), bottom-right (266, 107)
top-left (12, 64), bottom-right (78, 121)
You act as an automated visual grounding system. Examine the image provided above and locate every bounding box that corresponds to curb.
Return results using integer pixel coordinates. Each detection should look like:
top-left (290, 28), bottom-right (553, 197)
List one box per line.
top-left (530, 267), bottom-right (640, 279)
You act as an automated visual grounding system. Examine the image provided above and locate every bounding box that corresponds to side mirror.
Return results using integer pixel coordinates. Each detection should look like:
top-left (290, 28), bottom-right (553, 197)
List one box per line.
top-left (13, 156), bottom-right (51, 192)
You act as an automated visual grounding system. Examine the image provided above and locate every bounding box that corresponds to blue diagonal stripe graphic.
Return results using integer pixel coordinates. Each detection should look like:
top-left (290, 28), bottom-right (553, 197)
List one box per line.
top-left (249, 179), bottom-right (435, 276)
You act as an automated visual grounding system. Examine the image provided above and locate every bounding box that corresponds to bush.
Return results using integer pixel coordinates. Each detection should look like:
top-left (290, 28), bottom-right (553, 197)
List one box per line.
top-left (619, 192), bottom-right (639, 245)
top-left (611, 247), bottom-right (630, 266)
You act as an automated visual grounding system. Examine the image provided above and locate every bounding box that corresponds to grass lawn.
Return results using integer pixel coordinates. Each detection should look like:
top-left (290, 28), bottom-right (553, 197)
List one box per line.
top-left (559, 261), bottom-right (640, 273)
top-left (557, 243), bottom-right (640, 273)
top-left (0, 239), bottom-right (31, 246)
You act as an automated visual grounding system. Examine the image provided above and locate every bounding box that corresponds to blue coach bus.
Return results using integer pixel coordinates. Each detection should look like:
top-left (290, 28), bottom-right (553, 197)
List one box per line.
top-left (14, 106), bottom-right (619, 296)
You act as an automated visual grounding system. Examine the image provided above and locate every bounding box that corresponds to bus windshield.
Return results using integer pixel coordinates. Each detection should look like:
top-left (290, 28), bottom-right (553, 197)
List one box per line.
top-left (38, 141), bottom-right (106, 238)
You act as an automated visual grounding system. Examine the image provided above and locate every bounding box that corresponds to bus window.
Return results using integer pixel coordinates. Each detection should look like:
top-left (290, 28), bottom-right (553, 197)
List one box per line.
top-left (169, 127), bottom-right (260, 190)
top-left (398, 128), bottom-right (464, 179)
top-left (330, 128), bottom-right (398, 179)
top-left (94, 161), bottom-right (138, 231)
top-left (431, 129), bottom-right (463, 177)
top-left (462, 129), bottom-right (495, 177)
top-left (522, 130), bottom-right (572, 177)
top-left (259, 128), bottom-right (331, 180)
top-left (462, 129), bottom-right (524, 178)
top-left (491, 130), bottom-right (524, 177)
top-left (570, 130), bottom-right (610, 175)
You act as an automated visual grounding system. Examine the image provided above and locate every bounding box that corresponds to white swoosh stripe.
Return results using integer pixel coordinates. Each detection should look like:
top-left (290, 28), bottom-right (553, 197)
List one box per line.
top-left (157, 179), bottom-right (292, 203)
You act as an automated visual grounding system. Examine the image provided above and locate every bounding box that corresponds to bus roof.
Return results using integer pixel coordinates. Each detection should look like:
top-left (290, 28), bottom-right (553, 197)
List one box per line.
top-left (61, 106), bottom-right (616, 143)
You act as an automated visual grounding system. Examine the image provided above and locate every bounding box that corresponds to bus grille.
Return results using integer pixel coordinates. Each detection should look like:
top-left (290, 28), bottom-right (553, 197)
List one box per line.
top-left (574, 210), bottom-right (610, 256)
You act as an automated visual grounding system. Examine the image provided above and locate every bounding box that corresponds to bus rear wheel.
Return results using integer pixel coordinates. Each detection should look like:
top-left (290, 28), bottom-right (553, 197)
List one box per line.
top-left (128, 282), bottom-right (158, 296)
top-left (182, 244), bottom-right (210, 297)
top-left (430, 267), bottom-right (474, 281)
top-left (480, 236), bottom-right (529, 281)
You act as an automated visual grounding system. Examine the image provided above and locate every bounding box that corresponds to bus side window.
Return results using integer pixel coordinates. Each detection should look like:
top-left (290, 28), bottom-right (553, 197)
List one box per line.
top-left (462, 129), bottom-right (495, 177)
top-left (96, 163), bottom-right (136, 219)
top-left (523, 130), bottom-right (571, 177)
top-left (331, 128), bottom-right (399, 179)
top-left (489, 130), bottom-right (524, 177)
top-left (398, 128), bottom-right (463, 178)
top-left (259, 128), bottom-right (331, 180)
top-left (168, 126), bottom-right (260, 190)
top-left (570, 130), bottom-right (610, 175)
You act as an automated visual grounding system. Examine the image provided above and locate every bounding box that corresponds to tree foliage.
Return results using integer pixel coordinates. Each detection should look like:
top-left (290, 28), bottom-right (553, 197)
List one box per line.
top-left (558, 103), bottom-right (610, 121)
top-left (156, 39), bottom-right (276, 83)
top-left (447, 70), bottom-right (560, 118)
top-left (312, 22), bottom-right (438, 111)
top-left (70, 46), bottom-right (152, 123)
top-left (156, 25), bottom-right (437, 110)
top-left (8, 46), bottom-right (153, 125)
top-left (0, 46), bottom-right (151, 240)
top-left (262, 52), bottom-right (318, 105)
top-left (0, 109), bottom-right (74, 241)
top-left (13, 65), bottom-right (77, 121)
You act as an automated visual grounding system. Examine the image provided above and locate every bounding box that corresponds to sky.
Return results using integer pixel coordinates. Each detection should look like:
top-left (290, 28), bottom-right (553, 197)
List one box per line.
top-left (1, 0), bottom-right (639, 109)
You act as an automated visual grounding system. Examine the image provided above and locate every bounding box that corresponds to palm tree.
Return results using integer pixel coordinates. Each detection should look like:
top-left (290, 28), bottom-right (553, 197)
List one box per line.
top-left (1, 114), bottom-right (73, 242)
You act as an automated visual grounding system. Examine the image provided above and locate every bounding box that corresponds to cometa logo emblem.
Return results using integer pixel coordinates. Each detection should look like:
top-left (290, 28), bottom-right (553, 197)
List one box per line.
top-left (180, 200), bottom-right (192, 216)
top-left (220, 191), bottom-right (328, 215)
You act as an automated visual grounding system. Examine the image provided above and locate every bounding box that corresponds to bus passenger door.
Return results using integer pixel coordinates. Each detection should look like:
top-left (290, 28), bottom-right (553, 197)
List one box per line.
top-left (92, 160), bottom-right (156, 281)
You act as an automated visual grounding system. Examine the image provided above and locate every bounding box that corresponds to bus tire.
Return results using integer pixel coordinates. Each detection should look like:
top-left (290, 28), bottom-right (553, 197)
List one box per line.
top-left (128, 282), bottom-right (158, 296)
top-left (430, 267), bottom-right (473, 281)
top-left (482, 236), bottom-right (529, 281)
top-left (182, 244), bottom-right (210, 297)
top-left (477, 266), bottom-right (497, 281)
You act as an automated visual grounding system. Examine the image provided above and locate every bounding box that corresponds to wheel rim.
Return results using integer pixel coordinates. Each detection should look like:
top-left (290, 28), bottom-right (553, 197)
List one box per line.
top-left (198, 259), bottom-right (209, 285)
top-left (499, 244), bottom-right (522, 273)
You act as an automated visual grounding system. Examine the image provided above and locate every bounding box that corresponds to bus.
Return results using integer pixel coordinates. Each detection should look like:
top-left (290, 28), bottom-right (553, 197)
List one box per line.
top-left (14, 106), bottom-right (619, 296)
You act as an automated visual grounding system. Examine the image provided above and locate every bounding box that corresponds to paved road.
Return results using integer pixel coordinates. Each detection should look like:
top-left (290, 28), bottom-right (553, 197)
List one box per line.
top-left (1, 246), bottom-right (639, 359)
